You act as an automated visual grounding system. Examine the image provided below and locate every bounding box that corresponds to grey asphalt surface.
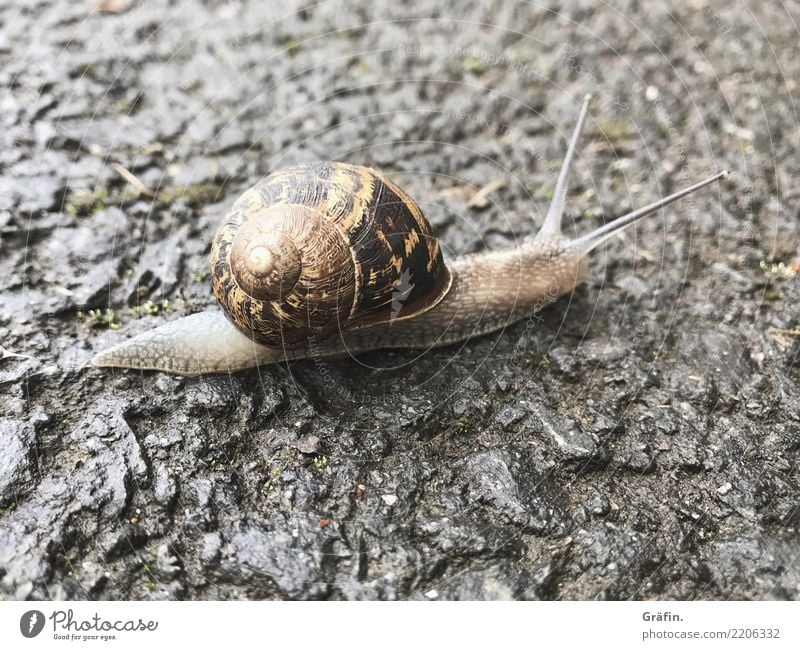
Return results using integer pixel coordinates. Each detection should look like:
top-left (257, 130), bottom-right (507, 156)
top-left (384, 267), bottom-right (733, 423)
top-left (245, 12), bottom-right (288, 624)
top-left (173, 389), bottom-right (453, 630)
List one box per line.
top-left (1, 0), bottom-right (799, 600)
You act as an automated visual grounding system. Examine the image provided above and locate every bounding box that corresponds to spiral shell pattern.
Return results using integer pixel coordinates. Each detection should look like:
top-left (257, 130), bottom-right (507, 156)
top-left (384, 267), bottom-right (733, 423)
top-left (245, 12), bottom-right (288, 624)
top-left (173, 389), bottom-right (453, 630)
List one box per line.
top-left (211, 162), bottom-right (452, 349)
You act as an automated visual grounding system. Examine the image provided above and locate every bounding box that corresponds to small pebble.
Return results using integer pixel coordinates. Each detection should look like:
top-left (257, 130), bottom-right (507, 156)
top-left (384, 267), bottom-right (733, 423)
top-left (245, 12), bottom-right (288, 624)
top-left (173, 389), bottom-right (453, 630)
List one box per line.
top-left (293, 435), bottom-right (321, 455)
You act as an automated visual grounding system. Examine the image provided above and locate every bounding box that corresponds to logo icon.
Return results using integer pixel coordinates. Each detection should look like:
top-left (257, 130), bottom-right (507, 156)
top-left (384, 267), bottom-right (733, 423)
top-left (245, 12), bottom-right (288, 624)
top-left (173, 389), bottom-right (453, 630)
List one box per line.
top-left (390, 269), bottom-right (414, 321)
top-left (20, 610), bottom-right (45, 638)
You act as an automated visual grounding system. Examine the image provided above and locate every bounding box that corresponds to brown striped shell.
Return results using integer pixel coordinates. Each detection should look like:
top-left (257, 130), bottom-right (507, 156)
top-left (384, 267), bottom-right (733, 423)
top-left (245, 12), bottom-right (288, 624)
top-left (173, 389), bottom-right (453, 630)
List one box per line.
top-left (210, 162), bottom-right (453, 349)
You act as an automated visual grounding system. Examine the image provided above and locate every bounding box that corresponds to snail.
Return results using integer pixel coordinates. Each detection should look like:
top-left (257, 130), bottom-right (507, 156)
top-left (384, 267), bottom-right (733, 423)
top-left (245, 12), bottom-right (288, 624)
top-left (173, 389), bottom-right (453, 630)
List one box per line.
top-left (91, 95), bottom-right (727, 376)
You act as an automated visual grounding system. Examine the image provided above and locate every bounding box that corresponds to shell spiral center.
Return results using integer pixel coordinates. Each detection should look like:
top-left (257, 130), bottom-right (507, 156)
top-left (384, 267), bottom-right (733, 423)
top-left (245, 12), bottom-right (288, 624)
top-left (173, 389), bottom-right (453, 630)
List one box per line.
top-left (230, 222), bottom-right (302, 302)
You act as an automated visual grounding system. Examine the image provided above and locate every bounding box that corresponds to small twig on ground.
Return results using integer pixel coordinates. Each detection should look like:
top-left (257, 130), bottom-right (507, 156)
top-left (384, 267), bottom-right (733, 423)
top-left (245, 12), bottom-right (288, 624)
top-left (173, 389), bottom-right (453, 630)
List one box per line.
top-left (467, 179), bottom-right (506, 209)
top-left (95, 0), bottom-right (131, 14)
top-left (767, 326), bottom-right (800, 336)
top-left (111, 162), bottom-right (156, 198)
top-left (767, 327), bottom-right (800, 349)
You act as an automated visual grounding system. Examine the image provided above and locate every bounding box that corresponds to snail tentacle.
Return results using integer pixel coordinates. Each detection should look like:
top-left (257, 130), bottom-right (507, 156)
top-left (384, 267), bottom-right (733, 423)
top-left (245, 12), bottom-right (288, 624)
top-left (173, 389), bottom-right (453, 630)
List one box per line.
top-left (566, 170), bottom-right (730, 256)
top-left (537, 93), bottom-right (592, 241)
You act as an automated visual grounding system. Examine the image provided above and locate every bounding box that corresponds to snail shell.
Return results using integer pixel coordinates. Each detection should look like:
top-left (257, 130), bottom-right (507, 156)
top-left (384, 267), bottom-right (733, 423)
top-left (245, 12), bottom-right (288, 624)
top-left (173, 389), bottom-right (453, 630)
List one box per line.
top-left (211, 163), bottom-right (452, 348)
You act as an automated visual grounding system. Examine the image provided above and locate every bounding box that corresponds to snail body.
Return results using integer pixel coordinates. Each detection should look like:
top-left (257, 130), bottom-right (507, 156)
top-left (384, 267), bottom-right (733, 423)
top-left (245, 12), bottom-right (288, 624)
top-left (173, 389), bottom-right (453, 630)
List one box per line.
top-left (92, 96), bottom-right (726, 376)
